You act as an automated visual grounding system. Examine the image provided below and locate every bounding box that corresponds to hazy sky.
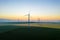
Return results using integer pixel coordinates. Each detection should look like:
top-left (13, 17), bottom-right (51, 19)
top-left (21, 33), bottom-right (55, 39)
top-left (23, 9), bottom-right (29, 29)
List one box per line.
top-left (0, 0), bottom-right (60, 21)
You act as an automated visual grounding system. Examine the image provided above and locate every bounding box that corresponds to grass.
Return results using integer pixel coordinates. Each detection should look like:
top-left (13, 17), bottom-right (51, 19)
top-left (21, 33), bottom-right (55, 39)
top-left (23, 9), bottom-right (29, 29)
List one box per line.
top-left (0, 23), bottom-right (60, 40)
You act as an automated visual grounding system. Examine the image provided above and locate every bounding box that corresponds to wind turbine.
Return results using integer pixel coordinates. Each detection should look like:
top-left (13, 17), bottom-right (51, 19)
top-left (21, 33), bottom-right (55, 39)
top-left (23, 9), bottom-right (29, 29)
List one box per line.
top-left (24, 11), bottom-right (31, 31)
top-left (38, 18), bottom-right (40, 25)
top-left (17, 16), bottom-right (20, 22)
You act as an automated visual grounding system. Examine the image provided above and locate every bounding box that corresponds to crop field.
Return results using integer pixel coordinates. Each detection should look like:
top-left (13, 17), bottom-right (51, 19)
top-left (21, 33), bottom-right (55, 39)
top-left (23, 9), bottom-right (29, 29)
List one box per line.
top-left (0, 23), bottom-right (60, 28)
top-left (0, 22), bottom-right (60, 40)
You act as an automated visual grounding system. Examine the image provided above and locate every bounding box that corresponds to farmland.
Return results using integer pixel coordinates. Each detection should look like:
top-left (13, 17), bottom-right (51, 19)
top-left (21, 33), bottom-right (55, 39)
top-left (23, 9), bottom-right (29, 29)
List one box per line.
top-left (0, 22), bottom-right (60, 40)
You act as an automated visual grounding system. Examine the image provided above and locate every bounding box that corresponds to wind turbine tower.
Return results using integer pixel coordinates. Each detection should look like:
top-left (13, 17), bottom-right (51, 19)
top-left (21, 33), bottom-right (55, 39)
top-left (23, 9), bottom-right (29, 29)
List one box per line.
top-left (27, 11), bottom-right (30, 29)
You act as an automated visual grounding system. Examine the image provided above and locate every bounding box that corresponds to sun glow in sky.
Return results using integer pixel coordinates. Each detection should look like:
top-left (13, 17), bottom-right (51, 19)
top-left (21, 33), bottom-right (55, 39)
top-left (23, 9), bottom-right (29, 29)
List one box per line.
top-left (0, 0), bottom-right (60, 21)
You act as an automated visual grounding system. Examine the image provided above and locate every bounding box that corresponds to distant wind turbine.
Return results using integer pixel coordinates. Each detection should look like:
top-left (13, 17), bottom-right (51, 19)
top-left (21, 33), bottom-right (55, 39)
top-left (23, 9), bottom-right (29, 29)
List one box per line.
top-left (17, 16), bottom-right (20, 22)
top-left (38, 18), bottom-right (40, 25)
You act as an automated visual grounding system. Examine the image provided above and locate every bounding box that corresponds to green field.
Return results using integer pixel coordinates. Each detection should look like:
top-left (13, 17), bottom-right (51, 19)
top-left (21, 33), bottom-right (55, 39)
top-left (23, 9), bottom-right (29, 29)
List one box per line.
top-left (0, 23), bottom-right (60, 40)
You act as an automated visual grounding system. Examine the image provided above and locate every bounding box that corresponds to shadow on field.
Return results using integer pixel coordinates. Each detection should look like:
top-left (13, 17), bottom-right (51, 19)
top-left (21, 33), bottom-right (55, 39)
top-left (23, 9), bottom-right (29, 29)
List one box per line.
top-left (0, 25), bottom-right (60, 40)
